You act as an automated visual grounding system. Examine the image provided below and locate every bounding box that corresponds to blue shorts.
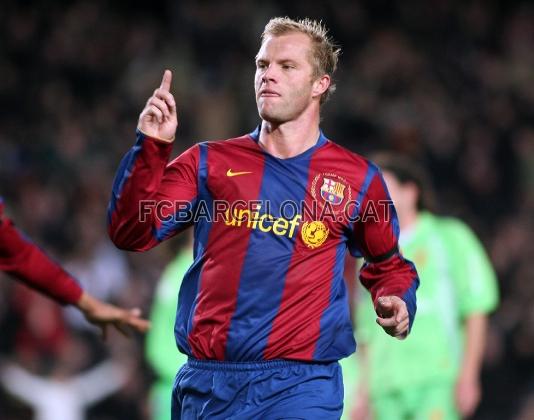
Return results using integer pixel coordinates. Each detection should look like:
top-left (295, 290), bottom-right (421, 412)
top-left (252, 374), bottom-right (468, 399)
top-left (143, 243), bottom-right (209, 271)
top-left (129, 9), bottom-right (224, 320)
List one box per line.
top-left (171, 358), bottom-right (343, 419)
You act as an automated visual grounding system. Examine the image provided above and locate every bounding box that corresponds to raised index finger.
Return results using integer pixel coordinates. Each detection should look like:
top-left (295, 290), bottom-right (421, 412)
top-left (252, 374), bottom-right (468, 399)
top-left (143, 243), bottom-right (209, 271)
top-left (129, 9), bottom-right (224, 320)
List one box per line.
top-left (160, 69), bottom-right (172, 92)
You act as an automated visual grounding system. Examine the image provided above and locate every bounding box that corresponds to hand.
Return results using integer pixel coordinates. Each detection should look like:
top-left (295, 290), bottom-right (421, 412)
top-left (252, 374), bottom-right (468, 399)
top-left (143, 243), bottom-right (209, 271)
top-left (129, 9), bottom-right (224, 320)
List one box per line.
top-left (350, 386), bottom-right (372, 420)
top-left (455, 374), bottom-right (481, 418)
top-left (138, 69), bottom-right (178, 142)
top-left (375, 296), bottom-right (409, 339)
top-left (76, 292), bottom-right (151, 339)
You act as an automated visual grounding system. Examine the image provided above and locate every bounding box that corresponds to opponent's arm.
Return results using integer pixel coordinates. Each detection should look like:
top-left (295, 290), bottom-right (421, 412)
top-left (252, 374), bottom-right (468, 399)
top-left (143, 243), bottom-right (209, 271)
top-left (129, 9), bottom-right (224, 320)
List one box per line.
top-left (350, 343), bottom-right (372, 420)
top-left (76, 291), bottom-right (150, 337)
top-left (0, 205), bottom-right (149, 335)
top-left (0, 203), bottom-right (83, 305)
top-left (446, 219), bottom-right (498, 417)
top-left (456, 313), bottom-right (487, 417)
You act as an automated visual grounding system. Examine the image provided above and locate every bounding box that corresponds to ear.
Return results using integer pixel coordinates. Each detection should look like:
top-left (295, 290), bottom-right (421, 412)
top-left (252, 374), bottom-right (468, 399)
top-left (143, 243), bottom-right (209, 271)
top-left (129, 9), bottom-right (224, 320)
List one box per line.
top-left (312, 74), bottom-right (330, 99)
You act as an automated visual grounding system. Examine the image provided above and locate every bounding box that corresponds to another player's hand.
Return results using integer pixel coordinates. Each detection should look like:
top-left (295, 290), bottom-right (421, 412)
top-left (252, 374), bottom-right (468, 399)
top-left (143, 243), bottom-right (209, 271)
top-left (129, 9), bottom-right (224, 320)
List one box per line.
top-left (76, 292), bottom-right (151, 339)
top-left (138, 69), bottom-right (178, 142)
top-left (455, 374), bottom-right (481, 418)
top-left (350, 385), bottom-right (372, 420)
top-left (375, 296), bottom-right (409, 339)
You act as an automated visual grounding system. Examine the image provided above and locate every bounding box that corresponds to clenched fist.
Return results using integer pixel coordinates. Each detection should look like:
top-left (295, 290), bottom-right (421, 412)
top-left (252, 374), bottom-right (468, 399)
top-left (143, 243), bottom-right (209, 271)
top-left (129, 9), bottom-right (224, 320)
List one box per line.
top-left (375, 296), bottom-right (410, 339)
top-left (138, 70), bottom-right (178, 142)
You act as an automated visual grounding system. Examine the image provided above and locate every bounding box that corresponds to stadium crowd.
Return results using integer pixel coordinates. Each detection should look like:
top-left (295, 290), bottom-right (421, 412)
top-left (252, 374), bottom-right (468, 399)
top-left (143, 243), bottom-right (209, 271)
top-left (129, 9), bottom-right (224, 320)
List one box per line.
top-left (0, 0), bottom-right (532, 418)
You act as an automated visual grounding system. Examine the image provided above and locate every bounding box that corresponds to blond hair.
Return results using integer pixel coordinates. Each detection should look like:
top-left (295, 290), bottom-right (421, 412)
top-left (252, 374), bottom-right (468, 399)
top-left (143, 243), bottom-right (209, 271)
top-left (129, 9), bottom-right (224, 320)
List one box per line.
top-left (261, 17), bottom-right (341, 104)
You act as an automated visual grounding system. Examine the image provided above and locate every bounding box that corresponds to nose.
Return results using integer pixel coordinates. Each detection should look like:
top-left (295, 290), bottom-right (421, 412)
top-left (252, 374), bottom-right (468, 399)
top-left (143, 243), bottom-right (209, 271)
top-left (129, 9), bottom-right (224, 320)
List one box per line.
top-left (261, 65), bottom-right (277, 84)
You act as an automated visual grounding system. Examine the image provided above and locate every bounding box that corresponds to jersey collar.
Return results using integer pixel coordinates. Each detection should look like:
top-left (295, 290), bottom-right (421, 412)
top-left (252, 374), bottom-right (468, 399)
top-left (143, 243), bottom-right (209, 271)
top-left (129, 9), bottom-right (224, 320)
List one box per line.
top-left (248, 124), bottom-right (328, 161)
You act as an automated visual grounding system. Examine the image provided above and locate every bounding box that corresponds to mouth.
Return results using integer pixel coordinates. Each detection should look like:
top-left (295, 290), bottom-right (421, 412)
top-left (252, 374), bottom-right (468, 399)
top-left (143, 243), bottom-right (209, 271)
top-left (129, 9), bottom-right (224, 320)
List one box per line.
top-left (259, 89), bottom-right (280, 97)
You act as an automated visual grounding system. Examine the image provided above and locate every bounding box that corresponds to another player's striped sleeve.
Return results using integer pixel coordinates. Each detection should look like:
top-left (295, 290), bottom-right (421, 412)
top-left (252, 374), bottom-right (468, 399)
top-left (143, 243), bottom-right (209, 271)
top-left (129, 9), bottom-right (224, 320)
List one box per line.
top-left (0, 199), bottom-right (83, 305)
top-left (351, 168), bottom-right (419, 331)
top-left (108, 130), bottom-right (199, 251)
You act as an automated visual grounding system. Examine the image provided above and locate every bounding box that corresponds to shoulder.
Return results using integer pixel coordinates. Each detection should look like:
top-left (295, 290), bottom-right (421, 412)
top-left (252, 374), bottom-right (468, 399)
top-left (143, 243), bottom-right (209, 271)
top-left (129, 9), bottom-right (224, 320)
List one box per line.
top-left (201, 133), bottom-right (257, 151)
top-left (324, 140), bottom-right (370, 163)
top-left (433, 215), bottom-right (482, 247)
top-left (322, 140), bottom-right (380, 175)
top-left (436, 215), bottom-right (474, 235)
top-left (170, 133), bottom-right (254, 162)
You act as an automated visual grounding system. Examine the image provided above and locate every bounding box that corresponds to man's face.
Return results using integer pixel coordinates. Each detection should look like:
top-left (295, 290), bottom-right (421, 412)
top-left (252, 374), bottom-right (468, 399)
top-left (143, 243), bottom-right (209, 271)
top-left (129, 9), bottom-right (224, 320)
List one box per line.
top-left (254, 32), bottom-right (319, 124)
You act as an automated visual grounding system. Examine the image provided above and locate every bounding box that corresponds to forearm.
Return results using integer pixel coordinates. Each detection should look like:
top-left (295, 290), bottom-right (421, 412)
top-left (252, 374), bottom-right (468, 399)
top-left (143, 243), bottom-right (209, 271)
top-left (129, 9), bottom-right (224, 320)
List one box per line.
top-left (0, 218), bottom-right (82, 305)
top-left (74, 291), bottom-right (97, 314)
top-left (76, 361), bottom-right (127, 405)
top-left (107, 130), bottom-right (173, 250)
top-left (353, 168), bottom-right (419, 331)
top-left (351, 344), bottom-right (373, 420)
top-left (356, 344), bottom-right (370, 389)
top-left (460, 313), bottom-right (488, 380)
top-left (1, 363), bottom-right (47, 403)
top-left (359, 254), bottom-right (419, 331)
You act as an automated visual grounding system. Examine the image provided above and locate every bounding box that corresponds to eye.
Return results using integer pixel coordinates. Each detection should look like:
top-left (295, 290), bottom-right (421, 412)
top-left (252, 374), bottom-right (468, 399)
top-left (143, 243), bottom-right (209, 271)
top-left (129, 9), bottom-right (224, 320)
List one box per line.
top-left (256, 62), bottom-right (267, 70)
top-left (282, 64), bottom-right (294, 70)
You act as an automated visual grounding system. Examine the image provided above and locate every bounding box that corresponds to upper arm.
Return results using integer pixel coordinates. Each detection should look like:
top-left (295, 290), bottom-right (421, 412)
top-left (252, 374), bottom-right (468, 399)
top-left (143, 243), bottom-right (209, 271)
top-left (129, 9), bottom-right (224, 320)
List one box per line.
top-left (108, 137), bottom-right (201, 250)
top-left (350, 166), bottom-right (419, 330)
top-left (351, 167), bottom-right (400, 263)
top-left (444, 220), bottom-right (499, 316)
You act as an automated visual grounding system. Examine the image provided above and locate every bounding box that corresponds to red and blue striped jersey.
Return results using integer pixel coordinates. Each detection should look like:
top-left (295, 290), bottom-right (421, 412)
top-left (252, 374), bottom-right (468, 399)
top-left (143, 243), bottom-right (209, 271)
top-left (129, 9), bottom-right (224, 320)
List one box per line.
top-left (0, 197), bottom-right (83, 305)
top-left (108, 127), bottom-right (419, 362)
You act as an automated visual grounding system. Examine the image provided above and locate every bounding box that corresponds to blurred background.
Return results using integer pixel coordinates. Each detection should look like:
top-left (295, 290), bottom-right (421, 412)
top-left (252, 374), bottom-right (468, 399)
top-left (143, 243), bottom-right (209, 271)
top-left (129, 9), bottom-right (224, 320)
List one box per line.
top-left (0, 0), bottom-right (532, 418)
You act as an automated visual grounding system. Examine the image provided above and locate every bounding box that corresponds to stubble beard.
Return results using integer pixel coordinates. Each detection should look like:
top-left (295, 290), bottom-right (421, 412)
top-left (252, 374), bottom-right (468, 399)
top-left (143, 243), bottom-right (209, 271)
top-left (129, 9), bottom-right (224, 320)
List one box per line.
top-left (257, 91), bottom-right (310, 125)
top-left (258, 103), bottom-right (288, 124)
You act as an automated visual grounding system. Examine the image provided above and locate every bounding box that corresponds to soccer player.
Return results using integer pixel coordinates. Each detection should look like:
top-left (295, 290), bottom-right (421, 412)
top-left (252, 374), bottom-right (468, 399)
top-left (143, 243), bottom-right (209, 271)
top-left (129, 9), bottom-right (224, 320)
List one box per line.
top-left (108, 17), bottom-right (419, 419)
top-left (0, 197), bottom-right (150, 336)
top-left (350, 154), bottom-right (499, 420)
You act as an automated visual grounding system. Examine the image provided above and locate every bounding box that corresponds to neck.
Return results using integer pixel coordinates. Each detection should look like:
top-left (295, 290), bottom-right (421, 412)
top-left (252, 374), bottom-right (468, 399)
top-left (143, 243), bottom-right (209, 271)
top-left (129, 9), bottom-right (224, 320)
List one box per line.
top-left (258, 111), bottom-right (321, 159)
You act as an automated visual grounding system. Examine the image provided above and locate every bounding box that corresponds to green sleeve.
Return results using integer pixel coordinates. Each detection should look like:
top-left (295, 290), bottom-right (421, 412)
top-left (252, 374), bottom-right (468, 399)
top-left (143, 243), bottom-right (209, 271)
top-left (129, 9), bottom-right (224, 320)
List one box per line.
top-left (355, 282), bottom-right (376, 344)
top-left (145, 252), bottom-right (191, 382)
top-left (440, 218), bottom-right (499, 317)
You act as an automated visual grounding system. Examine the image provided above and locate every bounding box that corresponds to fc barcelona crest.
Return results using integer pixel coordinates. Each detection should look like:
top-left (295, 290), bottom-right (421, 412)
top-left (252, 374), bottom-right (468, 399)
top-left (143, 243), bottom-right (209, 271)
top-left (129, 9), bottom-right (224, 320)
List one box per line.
top-left (320, 178), bottom-right (346, 205)
top-left (311, 173), bottom-right (351, 209)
